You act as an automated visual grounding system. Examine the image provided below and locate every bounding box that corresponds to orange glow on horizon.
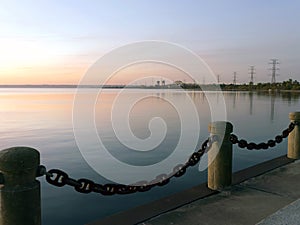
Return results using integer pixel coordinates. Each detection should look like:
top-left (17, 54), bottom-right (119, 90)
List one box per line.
top-left (0, 61), bottom-right (196, 85)
top-left (0, 39), bottom-right (209, 85)
top-left (0, 38), bottom-right (91, 85)
top-left (99, 62), bottom-right (195, 85)
top-left (0, 66), bottom-right (86, 85)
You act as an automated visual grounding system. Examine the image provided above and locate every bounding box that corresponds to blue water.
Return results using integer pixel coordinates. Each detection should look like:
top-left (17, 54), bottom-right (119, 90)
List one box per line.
top-left (0, 88), bottom-right (299, 225)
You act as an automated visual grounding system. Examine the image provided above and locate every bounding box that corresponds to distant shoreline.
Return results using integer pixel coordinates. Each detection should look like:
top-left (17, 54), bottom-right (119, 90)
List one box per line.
top-left (1, 84), bottom-right (300, 93)
top-left (0, 84), bottom-right (184, 90)
top-left (0, 85), bottom-right (113, 88)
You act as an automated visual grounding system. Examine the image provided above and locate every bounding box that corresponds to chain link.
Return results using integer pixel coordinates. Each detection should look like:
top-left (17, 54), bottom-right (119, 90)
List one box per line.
top-left (229, 122), bottom-right (297, 150)
top-left (40, 136), bottom-right (215, 195)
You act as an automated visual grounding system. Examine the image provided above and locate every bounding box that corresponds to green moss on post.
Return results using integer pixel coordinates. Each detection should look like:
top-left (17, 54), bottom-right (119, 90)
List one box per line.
top-left (208, 121), bottom-right (233, 190)
top-left (288, 112), bottom-right (300, 159)
top-left (0, 147), bottom-right (41, 225)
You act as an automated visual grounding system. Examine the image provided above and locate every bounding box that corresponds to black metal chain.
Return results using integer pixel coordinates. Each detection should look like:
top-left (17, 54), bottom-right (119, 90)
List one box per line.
top-left (229, 121), bottom-right (298, 150)
top-left (37, 121), bottom-right (298, 194)
top-left (37, 136), bottom-right (215, 195)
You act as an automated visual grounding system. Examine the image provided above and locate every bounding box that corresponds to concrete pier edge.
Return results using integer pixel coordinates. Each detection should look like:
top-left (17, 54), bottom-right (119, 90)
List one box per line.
top-left (87, 155), bottom-right (294, 225)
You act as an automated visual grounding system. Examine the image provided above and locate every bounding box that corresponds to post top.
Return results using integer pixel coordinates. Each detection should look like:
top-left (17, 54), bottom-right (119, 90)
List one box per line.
top-left (289, 112), bottom-right (300, 121)
top-left (208, 121), bottom-right (233, 134)
top-left (0, 147), bottom-right (40, 173)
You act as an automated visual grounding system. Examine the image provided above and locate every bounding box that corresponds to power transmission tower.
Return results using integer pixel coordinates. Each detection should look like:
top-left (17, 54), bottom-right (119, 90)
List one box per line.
top-left (217, 75), bottom-right (220, 84)
top-left (233, 72), bottom-right (237, 85)
top-left (249, 66), bottom-right (255, 84)
top-left (269, 59), bottom-right (279, 83)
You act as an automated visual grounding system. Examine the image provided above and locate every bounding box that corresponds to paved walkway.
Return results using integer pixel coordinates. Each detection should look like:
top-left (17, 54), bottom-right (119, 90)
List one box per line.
top-left (257, 198), bottom-right (300, 225)
top-left (142, 160), bottom-right (300, 225)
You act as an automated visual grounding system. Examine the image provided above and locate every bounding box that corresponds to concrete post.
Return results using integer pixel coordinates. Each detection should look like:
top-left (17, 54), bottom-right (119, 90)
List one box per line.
top-left (0, 147), bottom-right (41, 225)
top-left (208, 121), bottom-right (233, 190)
top-left (288, 112), bottom-right (300, 159)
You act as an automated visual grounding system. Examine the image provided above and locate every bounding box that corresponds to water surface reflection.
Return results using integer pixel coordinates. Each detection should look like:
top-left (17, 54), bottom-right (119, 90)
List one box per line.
top-left (0, 89), bottom-right (299, 225)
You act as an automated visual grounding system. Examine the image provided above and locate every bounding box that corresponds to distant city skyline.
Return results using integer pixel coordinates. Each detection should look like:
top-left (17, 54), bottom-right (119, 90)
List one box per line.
top-left (0, 1), bottom-right (299, 85)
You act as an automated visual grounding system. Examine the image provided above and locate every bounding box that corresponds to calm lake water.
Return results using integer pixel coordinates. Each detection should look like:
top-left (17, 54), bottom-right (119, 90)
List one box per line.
top-left (0, 88), bottom-right (299, 225)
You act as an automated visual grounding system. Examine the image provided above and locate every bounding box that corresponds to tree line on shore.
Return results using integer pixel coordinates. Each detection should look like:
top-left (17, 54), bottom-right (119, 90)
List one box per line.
top-left (178, 79), bottom-right (300, 91)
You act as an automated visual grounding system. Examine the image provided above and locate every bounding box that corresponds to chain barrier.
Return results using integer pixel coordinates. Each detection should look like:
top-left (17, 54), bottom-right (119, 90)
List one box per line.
top-left (36, 121), bottom-right (298, 195)
top-left (37, 136), bottom-right (216, 195)
top-left (229, 121), bottom-right (298, 150)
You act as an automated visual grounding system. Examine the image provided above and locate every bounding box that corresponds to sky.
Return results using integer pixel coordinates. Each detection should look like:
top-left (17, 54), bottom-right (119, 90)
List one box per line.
top-left (0, 0), bottom-right (299, 85)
